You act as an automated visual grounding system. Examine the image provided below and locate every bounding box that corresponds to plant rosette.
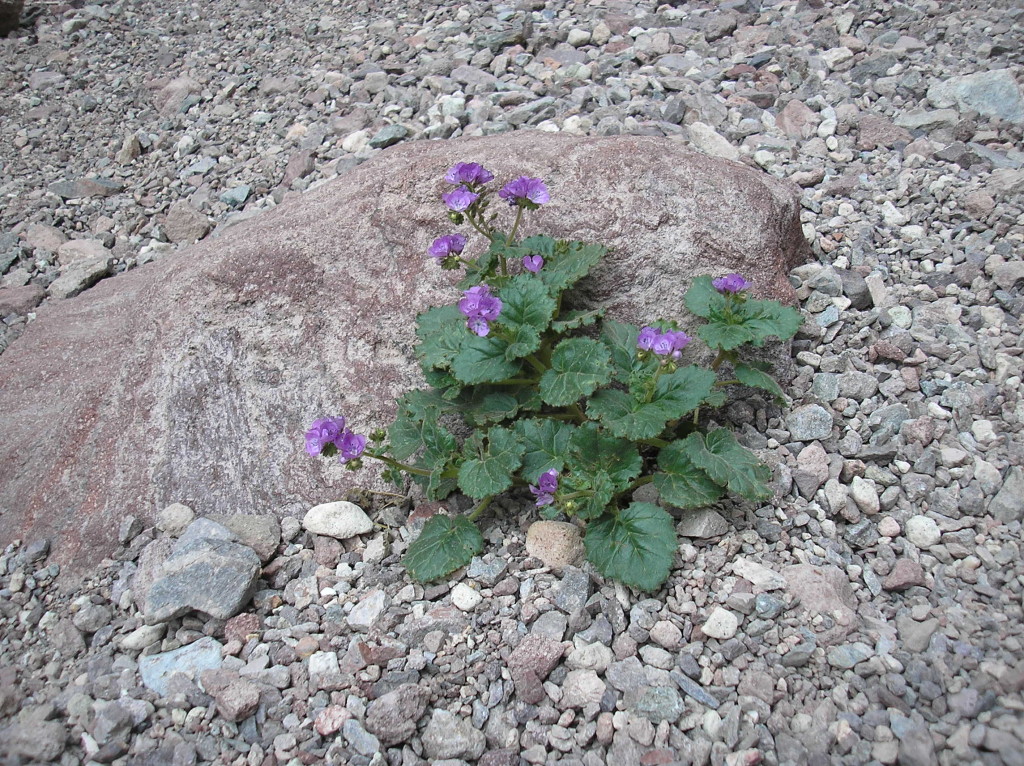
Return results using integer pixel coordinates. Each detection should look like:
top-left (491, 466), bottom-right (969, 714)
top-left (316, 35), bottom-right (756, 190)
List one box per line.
top-left (306, 163), bottom-right (802, 592)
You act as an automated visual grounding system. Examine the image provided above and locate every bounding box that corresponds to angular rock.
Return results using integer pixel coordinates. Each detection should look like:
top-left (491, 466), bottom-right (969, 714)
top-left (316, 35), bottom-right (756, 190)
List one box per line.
top-left (676, 508), bottom-right (730, 538)
top-left (139, 636), bottom-right (223, 696)
top-left (163, 201), bottom-right (211, 243)
top-left (561, 669), bottom-right (606, 708)
top-left (989, 466), bottom-right (1024, 522)
top-left (525, 520), bottom-right (584, 571)
top-left (48, 178), bottom-right (123, 199)
top-left (422, 710), bottom-right (486, 761)
top-left (0, 284), bottom-right (45, 315)
top-left (303, 501), bottom-right (373, 539)
top-left (56, 239), bottom-right (108, 265)
top-left (23, 223), bottom-right (67, 251)
top-left (205, 513), bottom-right (281, 562)
top-left (793, 442), bottom-right (829, 498)
top-left (508, 634), bottom-right (565, 704)
top-left (0, 134), bottom-right (807, 578)
top-left (786, 404), bottom-right (834, 441)
top-left (364, 683), bottom-right (430, 746)
top-left (782, 564), bottom-right (857, 642)
top-left (214, 679), bottom-right (261, 722)
top-left (47, 256), bottom-right (112, 299)
top-left (883, 559), bottom-right (926, 592)
top-left (927, 69), bottom-right (1024, 124)
top-left (144, 538), bottom-right (262, 623)
top-left (154, 76), bottom-right (201, 115)
top-left (701, 607), bottom-right (739, 640)
top-left (2, 718), bottom-right (67, 762)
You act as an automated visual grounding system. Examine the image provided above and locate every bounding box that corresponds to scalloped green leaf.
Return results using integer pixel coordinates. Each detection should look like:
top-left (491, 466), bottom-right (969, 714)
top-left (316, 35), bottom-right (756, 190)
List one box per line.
top-left (514, 418), bottom-right (577, 482)
top-left (587, 366), bottom-right (716, 439)
top-left (388, 401), bottom-right (458, 464)
top-left (697, 321), bottom-right (756, 351)
top-left (460, 390), bottom-right (519, 426)
top-left (539, 337), bottom-right (612, 406)
top-left (654, 440), bottom-right (725, 509)
top-left (499, 274), bottom-right (557, 334)
top-left (737, 300), bottom-right (803, 346)
top-left (452, 335), bottom-right (521, 385)
top-left (568, 423), bottom-right (642, 487)
top-left (457, 427), bottom-right (524, 499)
top-left (680, 429), bottom-right (772, 502)
top-left (600, 319), bottom-right (645, 384)
top-left (584, 502), bottom-right (677, 591)
top-left (416, 304), bottom-right (467, 371)
top-left (734, 362), bottom-right (785, 400)
top-left (551, 308), bottom-right (604, 334)
top-left (684, 275), bottom-right (728, 319)
top-left (404, 515), bottom-right (483, 583)
top-left (536, 240), bottom-right (605, 293)
top-left (570, 472), bottom-right (616, 521)
top-left (503, 323), bottom-right (542, 361)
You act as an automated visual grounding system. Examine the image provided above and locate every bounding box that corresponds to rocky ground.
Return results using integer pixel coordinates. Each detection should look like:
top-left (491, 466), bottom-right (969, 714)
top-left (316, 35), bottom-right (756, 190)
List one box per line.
top-left (2, 0), bottom-right (1024, 764)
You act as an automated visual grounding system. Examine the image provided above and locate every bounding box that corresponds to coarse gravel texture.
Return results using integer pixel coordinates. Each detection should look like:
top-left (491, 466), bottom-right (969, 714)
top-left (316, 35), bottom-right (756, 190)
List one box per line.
top-left (2, 0), bottom-right (1024, 765)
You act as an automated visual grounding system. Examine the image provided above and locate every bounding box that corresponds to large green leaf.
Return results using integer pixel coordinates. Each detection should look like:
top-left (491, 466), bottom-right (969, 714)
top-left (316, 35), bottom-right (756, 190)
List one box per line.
top-left (499, 275), bottom-right (557, 334)
top-left (535, 239), bottom-right (605, 293)
top-left (503, 324), bottom-right (542, 361)
top-left (416, 305), bottom-right (467, 371)
top-left (584, 502), bottom-right (677, 591)
top-left (697, 321), bottom-right (756, 351)
top-left (568, 423), bottom-right (642, 486)
top-left (737, 300), bottom-right (803, 346)
top-left (600, 320), bottom-right (645, 383)
top-left (734, 362), bottom-right (785, 400)
top-left (457, 427), bottom-right (524, 499)
top-left (653, 440), bottom-right (724, 509)
top-left (587, 366), bottom-right (716, 439)
top-left (459, 390), bottom-right (519, 426)
top-left (452, 335), bottom-right (521, 385)
top-left (388, 403), bottom-right (458, 464)
top-left (551, 308), bottom-right (604, 334)
top-left (569, 472), bottom-right (616, 521)
top-left (539, 337), bottom-right (612, 406)
top-left (514, 418), bottom-right (576, 482)
top-left (680, 429), bottom-right (772, 502)
top-left (684, 275), bottom-right (728, 319)
top-left (404, 515), bottom-right (483, 583)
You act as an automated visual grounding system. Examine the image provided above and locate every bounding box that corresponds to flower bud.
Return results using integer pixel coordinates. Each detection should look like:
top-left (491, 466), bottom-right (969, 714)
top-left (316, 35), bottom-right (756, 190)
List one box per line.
top-left (448, 211), bottom-right (464, 225)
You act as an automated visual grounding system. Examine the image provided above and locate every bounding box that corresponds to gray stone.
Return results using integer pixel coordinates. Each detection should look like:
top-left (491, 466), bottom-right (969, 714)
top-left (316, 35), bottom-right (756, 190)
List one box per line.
top-left (368, 124), bottom-right (409, 149)
top-left (219, 185), bottom-right (251, 208)
top-left (48, 178), bottom-right (123, 199)
top-left (676, 508), bottom-right (730, 538)
top-left (904, 515), bottom-right (940, 548)
top-left (627, 685), bottom-right (685, 723)
top-left (466, 556), bottom-right (507, 586)
top-left (205, 514), bottom-right (281, 562)
top-left (606, 657), bottom-right (646, 693)
top-left (897, 615), bottom-right (939, 652)
top-left (157, 502), bottom-right (195, 534)
top-left (671, 670), bottom-right (721, 709)
top-left (365, 683), bottom-right (430, 746)
top-left (990, 466), bottom-right (1024, 522)
top-left (348, 589), bottom-right (388, 631)
top-left (793, 442), bottom-right (830, 498)
top-left (927, 69), bottom-right (1024, 124)
top-left (91, 701), bottom-right (133, 745)
top-left (786, 404), bottom-right (834, 441)
top-left (838, 371), bottom-right (878, 400)
top-left (422, 710), bottom-right (486, 760)
top-left (826, 641), bottom-right (872, 669)
top-left (163, 201), bottom-right (211, 243)
top-left (303, 501), bottom-right (373, 539)
top-left (139, 636), bottom-right (224, 696)
top-left (47, 256), bottom-right (112, 299)
top-left (144, 537), bottom-right (261, 622)
top-left (555, 565), bottom-right (591, 613)
top-left (72, 603), bottom-right (112, 634)
top-left (342, 719), bottom-right (380, 757)
top-left (781, 640), bottom-right (816, 668)
top-left (897, 725), bottom-right (937, 766)
top-left (1, 718), bottom-right (67, 762)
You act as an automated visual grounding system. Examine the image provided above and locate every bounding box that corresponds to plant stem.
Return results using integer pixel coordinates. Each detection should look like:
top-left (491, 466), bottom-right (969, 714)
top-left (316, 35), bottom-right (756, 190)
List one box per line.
top-left (710, 350), bottom-right (728, 371)
top-left (507, 206), bottom-right (524, 245)
top-left (714, 379), bottom-right (740, 387)
top-left (468, 496), bottom-right (493, 522)
top-left (366, 453), bottom-right (431, 477)
top-left (523, 354), bottom-right (547, 375)
top-left (639, 437), bottom-right (669, 448)
top-left (567, 403), bottom-right (586, 423)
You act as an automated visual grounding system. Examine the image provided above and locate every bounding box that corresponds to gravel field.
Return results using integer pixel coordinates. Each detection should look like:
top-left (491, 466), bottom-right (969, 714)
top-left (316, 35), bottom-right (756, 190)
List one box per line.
top-left (1, 0), bottom-right (1023, 765)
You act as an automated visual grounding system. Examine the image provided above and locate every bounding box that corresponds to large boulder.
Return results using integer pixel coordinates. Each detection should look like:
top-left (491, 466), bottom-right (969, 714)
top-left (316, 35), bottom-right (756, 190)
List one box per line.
top-left (0, 133), bottom-right (807, 581)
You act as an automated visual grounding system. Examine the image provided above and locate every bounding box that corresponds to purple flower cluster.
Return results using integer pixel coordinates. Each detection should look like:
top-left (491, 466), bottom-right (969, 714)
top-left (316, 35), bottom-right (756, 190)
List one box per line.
top-left (445, 162), bottom-right (494, 186)
top-left (442, 187), bottom-right (479, 212)
top-left (712, 273), bottom-right (752, 293)
top-left (522, 254), bottom-right (544, 273)
top-left (498, 176), bottom-right (550, 208)
top-left (637, 327), bottom-right (692, 359)
top-left (529, 470), bottom-right (559, 507)
top-left (428, 233), bottom-right (467, 260)
top-left (305, 416), bottom-right (367, 464)
top-left (458, 284), bottom-right (503, 336)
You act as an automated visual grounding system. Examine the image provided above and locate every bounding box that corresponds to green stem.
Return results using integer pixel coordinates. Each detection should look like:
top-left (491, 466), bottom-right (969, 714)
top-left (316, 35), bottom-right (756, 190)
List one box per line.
top-left (493, 378), bottom-right (538, 386)
top-left (507, 205), bottom-right (524, 246)
top-left (710, 350), bottom-right (729, 371)
top-left (639, 437), bottom-right (669, 448)
top-left (613, 474), bottom-right (654, 501)
top-left (714, 379), bottom-right (740, 387)
top-left (468, 496), bottom-right (493, 522)
top-left (466, 213), bottom-right (492, 240)
top-left (566, 403), bottom-right (586, 424)
top-left (523, 354), bottom-right (547, 375)
top-left (366, 453), bottom-right (431, 477)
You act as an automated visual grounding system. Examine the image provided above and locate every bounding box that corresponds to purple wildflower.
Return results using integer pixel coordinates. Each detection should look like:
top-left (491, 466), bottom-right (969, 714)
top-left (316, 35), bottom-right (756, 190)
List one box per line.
top-left (442, 186), bottom-right (479, 212)
top-left (498, 176), bottom-right (550, 207)
top-left (458, 284), bottom-right (503, 335)
top-left (637, 326), bottom-right (659, 351)
top-left (712, 273), bottom-right (752, 293)
top-left (444, 162), bottom-right (495, 186)
top-left (428, 233), bottom-right (467, 259)
top-left (529, 469), bottom-right (559, 507)
top-left (338, 431), bottom-right (367, 464)
top-left (523, 254), bottom-right (544, 273)
top-left (305, 416), bottom-right (346, 456)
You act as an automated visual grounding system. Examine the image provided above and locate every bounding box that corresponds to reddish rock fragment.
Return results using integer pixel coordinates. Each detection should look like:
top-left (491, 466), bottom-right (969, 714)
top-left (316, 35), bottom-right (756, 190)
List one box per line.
top-left (883, 559), bottom-right (927, 592)
top-left (0, 284), bottom-right (45, 315)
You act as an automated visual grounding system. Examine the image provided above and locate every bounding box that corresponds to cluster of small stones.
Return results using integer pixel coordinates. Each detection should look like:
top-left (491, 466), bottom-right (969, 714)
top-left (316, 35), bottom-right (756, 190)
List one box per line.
top-left (2, 0), bottom-right (1024, 764)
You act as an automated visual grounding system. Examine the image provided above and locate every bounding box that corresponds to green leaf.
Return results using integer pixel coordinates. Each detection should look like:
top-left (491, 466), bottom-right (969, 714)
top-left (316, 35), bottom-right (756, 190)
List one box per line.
top-left (498, 275), bottom-right (557, 334)
top-left (551, 308), bottom-right (604, 334)
top-left (600, 320), bottom-right (646, 384)
top-left (654, 441), bottom-right (725, 509)
top-left (681, 429), bottom-right (772, 502)
top-left (697, 321), bottom-right (756, 351)
top-left (734, 362), bottom-right (785, 400)
top-left (568, 423), bottom-right (642, 486)
top-left (457, 427), bottom-right (524, 499)
top-left (459, 390), bottom-right (519, 426)
top-left (588, 366), bottom-right (716, 440)
top-left (452, 335), bottom-right (521, 385)
top-left (503, 323), bottom-right (542, 361)
top-left (404, 515), bottom-right (483, 583)
top-left (536, 240), bottom-right (605, 293)
top-left (570, 473), bottom-right (616, 521)
top-left (388, 403), bottom-right (457, 463)
top-left (738, 300), bottom-right (803, 346)
top-left (584, 502), bottom-right (677, 591)
top-left (684, 276), bottom-right (727, 319)
top-left (514, 418), bottom-right (576, 482)
top-left (539, 337), bottom-right (613, 406)
top-left (416, 305), bottom-right (467, 371)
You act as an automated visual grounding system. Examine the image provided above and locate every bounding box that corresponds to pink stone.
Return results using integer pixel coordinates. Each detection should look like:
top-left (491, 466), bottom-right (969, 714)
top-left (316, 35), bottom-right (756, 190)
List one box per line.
top-left (882, 559), bottom-right (927, 592)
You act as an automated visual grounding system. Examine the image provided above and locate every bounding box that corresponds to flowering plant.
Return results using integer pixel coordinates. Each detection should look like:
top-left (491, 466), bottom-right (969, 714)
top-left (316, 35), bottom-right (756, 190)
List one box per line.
top-left (307, 163), bottom-right (801, 591)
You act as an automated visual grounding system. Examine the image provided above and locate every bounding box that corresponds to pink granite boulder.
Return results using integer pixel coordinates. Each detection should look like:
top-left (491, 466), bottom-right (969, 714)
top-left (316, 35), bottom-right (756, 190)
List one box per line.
top-left (0, 132), bottom-right (807, 581)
